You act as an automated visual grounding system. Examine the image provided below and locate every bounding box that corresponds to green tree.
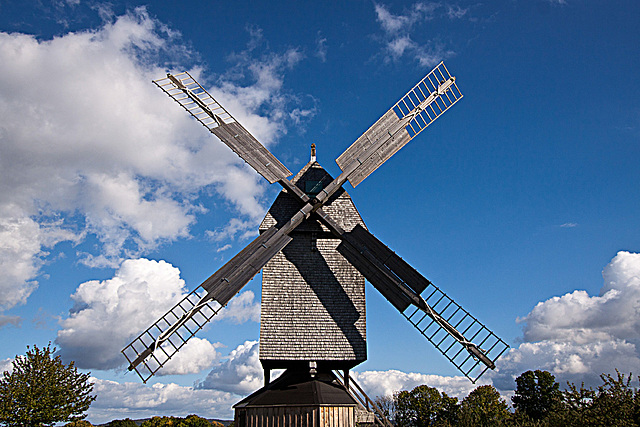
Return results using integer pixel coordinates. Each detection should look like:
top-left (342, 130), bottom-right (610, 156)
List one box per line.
top-left (0, 343), bottom-right (96, 427)
top-left (458, 385), bottom-right (509, 427)
top-left (545, 381), bottom-right (595, 427)
top-left (184, 415), bottom-right (220, 427)
top-left (395, 385), bottom-right (458, 427)
top-left (141, 416), bottom-right (221, 427)
top-left (588, 371), bottom-right (637, 427)
top-left (512, 370), bottom-right (561, 421)
top-left (107, 419), bottom-right (139, 427)
top-left (64, 421), bottom-right (94, 427)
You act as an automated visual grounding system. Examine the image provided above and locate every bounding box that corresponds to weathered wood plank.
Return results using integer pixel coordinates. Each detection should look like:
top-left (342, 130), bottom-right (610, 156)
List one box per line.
top-left (212, 121), bottom-right (292, 184)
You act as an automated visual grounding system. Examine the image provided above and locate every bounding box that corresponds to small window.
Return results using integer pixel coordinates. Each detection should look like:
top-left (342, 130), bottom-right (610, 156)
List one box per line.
top-left (305, 180), bottom-right (322, 195)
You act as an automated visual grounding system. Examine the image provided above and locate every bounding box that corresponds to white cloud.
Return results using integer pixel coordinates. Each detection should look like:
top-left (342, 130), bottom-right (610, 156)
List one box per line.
top-left (491, 251), bottom-right (640, 391)
top-left (215, 291), bottom-right (261, 324)
top-left (373, 2), bottom-right (456, 68)
top-left (197, 340), bottom-right (264, 395)
top-left (56, 258), bottom-right (211, 370)
top-left (0, 9), bottom-right (310, 311)
top-left (315, 32), bottom-right (327, 62)
top-left (446, 5), bottom-right (469, 19)
top-left (0, 358), bottom-right (13, 374)
top-left (351, 369), bottom-right (479, 400)
top-left (521, 251), bottom-right (640, 346)
top-left (374, 3), bottom-right (437, 34)
top-left (206, 217), bottom-right (262, 244)
top-left (160, 338), bottom-right (222, 376)
top-left (216, 244), bottom-right (232, 253)
top-left (560, 222), bottom-right (578, 228)
top-left (56, 257), bottom-right (259, 373)
top-left (88, 377), bottom-right (238, 425)
top-left (0, 206), bottom-right (80, 311)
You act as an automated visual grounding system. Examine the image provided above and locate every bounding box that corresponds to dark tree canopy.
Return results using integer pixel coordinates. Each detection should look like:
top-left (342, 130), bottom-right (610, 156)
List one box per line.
top-left (375, 369), bottom-right (639, 427)
top-left (0, 343), bottom-right (96, 427)
top-left (512, 370), bottom-right (561, 421)
top-left (395, 384), bottom-right (458, 427)
top-left (107, 419), bottom-right (139, 427)
top-left (141, 415), bottom-right (224, 427)
top-left (458, 385), bottom-right (509, 427)
top-left (64, 421), bottom-right (94, 427)
top-left (547, 370), bottom-right (639, 427)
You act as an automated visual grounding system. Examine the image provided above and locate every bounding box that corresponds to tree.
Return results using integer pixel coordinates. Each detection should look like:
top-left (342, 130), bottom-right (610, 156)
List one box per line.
top-left (64, 421), bottom-right (94, 427)
top-left (546, 381), bottom-right (595, 427)
top-left (588, 371), bottom-right (637, 427)
top-left (395, 385), bottom-right (458, 427)
top-left (107, 419), bottom-right (138, 427)
top-left (140, 415), bottom-right (223, 427)
top-left (0, 343), bottom-right (96, 427)
top-left (458, 385), bottom-right (509, 427)
top-left (512, 370), bottom-right (561, 421)
top-left (374, 395), bottom-right (396, 424)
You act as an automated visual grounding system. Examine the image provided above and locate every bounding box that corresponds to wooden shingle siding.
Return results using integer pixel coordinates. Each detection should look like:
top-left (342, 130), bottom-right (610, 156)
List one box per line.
top-left (259, 161), bottom-right (367, 365)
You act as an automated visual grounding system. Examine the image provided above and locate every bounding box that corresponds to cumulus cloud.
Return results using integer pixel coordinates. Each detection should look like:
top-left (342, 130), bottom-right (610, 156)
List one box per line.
top-left (0, 8), bottom-right (311, 313)
top-left (88, 377), bottom-right (238, 424)
top-left (195, 342), bottom-right (477, 402)
top-left (0, 207), bottom-right (80, 311)
top-left (160, 338), bottom-right (222, 376)
top-left (214, 290), bottom-right (261, 324)
top-left (373, 2), bottom-right (457, 67)
top-left (352, 370), bottom-right (479, 399)
top-left (56, 257), bottom-right (259, 373)
top-left (197, 340), bottom-right (265, 395)
top-left (56, 258), bottom-right (220, 372)
top-left (492, 251), bottom-right (640, 390)
top-left (0, 358), bottom-right (13, 374)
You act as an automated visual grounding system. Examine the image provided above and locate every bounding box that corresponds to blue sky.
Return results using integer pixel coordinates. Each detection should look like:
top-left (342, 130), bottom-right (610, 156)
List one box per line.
top-left (0, 0), bottom-right (639, 423)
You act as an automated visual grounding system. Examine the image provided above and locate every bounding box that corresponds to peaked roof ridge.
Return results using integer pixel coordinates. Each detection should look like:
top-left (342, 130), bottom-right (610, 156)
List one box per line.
top-left (291, 159), bottom-right (326, 184)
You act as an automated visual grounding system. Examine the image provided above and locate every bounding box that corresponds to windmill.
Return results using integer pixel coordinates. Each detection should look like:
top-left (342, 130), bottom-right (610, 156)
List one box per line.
top-left (122, 62), bottom-right (509, 425)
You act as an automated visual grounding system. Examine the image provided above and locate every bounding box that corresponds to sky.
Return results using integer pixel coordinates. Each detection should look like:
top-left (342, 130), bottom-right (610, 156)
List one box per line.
top-left (0, 0), bottom-right (639, 423)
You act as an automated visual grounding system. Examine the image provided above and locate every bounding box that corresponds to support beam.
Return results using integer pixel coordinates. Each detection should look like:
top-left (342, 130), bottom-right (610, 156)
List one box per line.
top-left (264, 368), bottom-right (271, 387)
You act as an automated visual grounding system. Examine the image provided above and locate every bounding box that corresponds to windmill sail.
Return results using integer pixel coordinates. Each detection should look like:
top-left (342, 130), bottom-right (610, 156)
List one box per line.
top-left (153, 72), bottom-right (292, 184)
top-left (278, 172), bottom-right (508, 381)
top-left (336, 225), bottom-right (509, 382)
top-left (124, 63), bottom-right (509, 385)
top-left (336, 62), bottom-right (462, 188)
top-left (122, 225), bottom-right (292, 382)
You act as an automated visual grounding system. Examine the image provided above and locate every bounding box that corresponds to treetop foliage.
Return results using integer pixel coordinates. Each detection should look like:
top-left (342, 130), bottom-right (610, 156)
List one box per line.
top-left (140, 415), bottom-right (224, 427)
top-left (0, 343), bottom-right (96, 427)
top-left (377, 369), bottom-right (639, 427)
top-left (512, 370), bottom-right (562, 421)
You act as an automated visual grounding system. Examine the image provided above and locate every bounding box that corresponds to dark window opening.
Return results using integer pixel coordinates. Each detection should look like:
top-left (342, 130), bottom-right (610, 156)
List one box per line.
top-left (305, 180), bottom-right (323, 195)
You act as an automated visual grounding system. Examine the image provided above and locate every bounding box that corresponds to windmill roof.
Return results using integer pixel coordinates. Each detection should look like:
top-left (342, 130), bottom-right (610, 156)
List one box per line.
top-left (259, 159), bottom-right (366, 233)
top-left (234, 369), bottom-right (357, 408)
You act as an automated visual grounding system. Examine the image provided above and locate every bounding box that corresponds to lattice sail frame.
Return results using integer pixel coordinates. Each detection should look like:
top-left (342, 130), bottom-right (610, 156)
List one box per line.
top-left (153, 72), bottom-right (291, 184)
top-left (122, 286), bottom-right (222, 382)
top-left (402, 282), bottom-right (509, 383)
top-left (153, 72), bottom-right (236, 128)
top-left (122, 62), bottom-right (508, 384)
top-left (393, 61), bottom-right (462, 138)
top-left (336, 62), bottom-right (463, 188)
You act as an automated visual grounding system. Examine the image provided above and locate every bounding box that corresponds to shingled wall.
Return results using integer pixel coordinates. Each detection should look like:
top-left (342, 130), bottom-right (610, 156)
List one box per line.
top-left (259, 161), bottom-right (367, 368)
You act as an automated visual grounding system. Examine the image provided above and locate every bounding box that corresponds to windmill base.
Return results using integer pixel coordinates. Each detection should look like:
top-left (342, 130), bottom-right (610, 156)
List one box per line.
top-left (234, 369), bottom-right (371, 427)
